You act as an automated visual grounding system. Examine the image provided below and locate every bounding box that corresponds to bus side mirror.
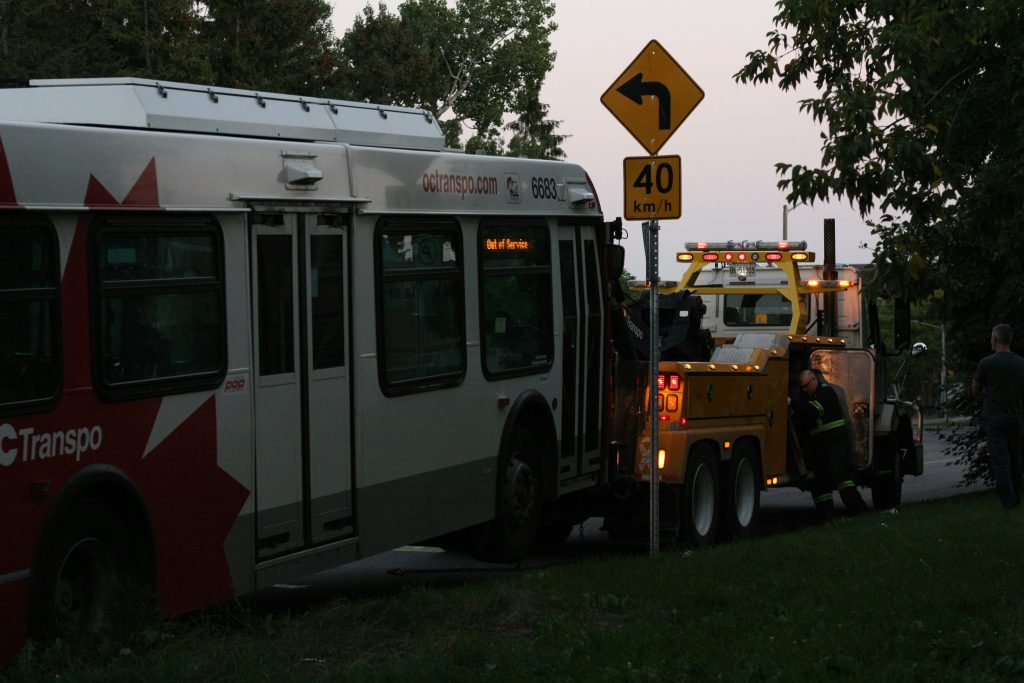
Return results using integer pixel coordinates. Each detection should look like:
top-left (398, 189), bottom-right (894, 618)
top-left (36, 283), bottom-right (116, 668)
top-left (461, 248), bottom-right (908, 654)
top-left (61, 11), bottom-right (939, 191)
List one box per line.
top-left (606, 245), bottom-right (625, 280)
top-left (894, 298), bottom-right (911, 351)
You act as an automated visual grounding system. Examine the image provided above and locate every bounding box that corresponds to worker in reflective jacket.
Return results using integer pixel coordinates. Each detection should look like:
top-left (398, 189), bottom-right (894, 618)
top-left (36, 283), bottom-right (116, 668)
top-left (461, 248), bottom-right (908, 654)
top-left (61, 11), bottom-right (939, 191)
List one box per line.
top-left (797, 369), bottom-right (868, 519)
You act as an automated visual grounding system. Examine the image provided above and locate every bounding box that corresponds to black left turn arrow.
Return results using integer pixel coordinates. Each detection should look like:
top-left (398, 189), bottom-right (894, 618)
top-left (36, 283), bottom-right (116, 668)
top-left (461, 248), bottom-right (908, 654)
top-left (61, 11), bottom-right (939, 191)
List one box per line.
top-left (617, 72), bottom-right (671, 130)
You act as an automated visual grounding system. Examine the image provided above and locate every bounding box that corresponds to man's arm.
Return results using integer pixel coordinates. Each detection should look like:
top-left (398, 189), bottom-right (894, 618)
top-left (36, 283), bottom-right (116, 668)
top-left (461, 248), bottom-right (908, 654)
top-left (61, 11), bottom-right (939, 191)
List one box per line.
top-left (972, 378), bottom-right (983, 396)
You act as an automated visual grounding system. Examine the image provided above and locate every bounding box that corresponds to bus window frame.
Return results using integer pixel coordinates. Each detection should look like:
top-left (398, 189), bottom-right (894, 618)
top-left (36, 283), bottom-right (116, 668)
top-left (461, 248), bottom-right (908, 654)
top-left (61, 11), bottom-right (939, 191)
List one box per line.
top-left (89, 214), bottom-right (227, 402)
top-left (477, 218), bottom-right (554, 381)
top-left (0, 214), bottom-right (63, 416)
top-left (374, 216), bottom-right (466, 397)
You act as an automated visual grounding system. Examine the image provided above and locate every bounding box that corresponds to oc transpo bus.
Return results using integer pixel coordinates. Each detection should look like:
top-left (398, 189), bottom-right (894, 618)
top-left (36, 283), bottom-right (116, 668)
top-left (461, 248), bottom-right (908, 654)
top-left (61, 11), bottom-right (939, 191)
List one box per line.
top-left (0, 78), bottom-right (621, 658)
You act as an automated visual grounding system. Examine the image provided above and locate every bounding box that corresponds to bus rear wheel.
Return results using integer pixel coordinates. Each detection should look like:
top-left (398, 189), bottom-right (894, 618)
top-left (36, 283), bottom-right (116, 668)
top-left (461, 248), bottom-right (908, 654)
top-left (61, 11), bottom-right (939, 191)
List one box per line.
top-left (477, 426), bottom-right (542, 562)
top-left (33, 502), bottom-right (139, 639)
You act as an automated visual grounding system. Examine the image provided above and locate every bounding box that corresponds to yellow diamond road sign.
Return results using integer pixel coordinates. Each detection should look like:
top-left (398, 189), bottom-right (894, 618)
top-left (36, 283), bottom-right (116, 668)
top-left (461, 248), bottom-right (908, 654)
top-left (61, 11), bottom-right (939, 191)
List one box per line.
top-left (601, 40), bottom-right (705, 155)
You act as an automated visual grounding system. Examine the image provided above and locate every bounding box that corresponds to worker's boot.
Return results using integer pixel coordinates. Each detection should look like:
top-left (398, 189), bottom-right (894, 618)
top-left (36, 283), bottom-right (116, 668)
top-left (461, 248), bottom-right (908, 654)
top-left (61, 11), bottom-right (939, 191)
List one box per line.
top-left (838, 481), bottom-right (868, 515)
top-left (813, 494), bottom-right (834, 523)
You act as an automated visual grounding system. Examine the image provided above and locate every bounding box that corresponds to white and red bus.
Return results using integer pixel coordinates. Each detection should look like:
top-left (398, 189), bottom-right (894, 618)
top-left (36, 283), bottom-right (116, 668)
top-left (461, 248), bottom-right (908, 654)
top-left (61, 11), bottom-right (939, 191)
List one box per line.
top-left (0, 78), bottom-right (621, 657)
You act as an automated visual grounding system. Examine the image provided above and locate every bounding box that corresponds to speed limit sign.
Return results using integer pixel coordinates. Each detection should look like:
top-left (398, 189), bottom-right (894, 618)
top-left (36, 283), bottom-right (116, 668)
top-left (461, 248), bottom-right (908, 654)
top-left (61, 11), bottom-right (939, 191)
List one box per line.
top-left (623, 155), bottom-right (681, 220)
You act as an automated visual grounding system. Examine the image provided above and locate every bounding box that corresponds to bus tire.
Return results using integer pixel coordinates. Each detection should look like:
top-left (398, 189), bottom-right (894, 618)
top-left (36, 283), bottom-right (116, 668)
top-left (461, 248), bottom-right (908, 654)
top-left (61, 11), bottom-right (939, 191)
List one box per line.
top-left (477, 425), bottom-right (542, 562)
top-left (871, 449), bottom-right (903, 510)
top-left (681, 445), bottom-right (720, 548)
top-left (33, 501), bottom-right (140, 639)
top-left (720, 441), bottom-right (760, 540)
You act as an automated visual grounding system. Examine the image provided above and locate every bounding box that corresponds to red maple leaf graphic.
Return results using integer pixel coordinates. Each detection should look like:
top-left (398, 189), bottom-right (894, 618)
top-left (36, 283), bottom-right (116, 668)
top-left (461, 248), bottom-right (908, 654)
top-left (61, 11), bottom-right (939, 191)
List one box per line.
top-left (0, 138), bottom-right (21, 207)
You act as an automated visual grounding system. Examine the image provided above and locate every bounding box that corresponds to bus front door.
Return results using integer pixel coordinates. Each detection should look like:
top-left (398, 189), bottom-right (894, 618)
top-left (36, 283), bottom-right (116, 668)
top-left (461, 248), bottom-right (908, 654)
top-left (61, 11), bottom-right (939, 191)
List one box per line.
top-left (251, 212), bottom-right (353, 560)
top-left (558, 226), bottom-right (605, 481)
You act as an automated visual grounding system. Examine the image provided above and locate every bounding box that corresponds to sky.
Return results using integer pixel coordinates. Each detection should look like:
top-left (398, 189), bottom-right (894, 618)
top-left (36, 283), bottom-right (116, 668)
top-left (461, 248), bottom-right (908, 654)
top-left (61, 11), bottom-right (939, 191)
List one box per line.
top-left (329, 1), bottom-right (878, 279)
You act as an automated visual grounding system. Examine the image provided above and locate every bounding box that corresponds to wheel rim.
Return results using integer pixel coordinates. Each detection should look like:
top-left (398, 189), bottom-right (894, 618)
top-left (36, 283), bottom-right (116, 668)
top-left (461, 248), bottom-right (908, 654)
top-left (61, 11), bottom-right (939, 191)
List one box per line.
top-left (733, 457), bottom-right (756, 527)
top-left (53, 537), bottom-right (118, 632)
top-left (691, 462), bottom-right (716, 537)
top-left (502, 457), bottom-right (538, 530)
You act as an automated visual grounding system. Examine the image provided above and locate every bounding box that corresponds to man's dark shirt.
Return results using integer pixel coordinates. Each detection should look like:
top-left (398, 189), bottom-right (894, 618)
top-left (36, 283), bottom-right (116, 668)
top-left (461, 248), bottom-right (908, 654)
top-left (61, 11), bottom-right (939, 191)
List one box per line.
top-left (974, 351), bottom-right (1024, 426)
top-left (799, 382), bottom-right (845, 440)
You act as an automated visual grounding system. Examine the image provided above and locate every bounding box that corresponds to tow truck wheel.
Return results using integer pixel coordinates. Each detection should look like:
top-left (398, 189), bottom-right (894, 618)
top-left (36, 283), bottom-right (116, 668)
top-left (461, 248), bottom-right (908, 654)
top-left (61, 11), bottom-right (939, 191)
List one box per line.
top-left (681, 446), bottom-right (720, 547)
top-left (720, 442), bottom-right (761, 540)
top-left (871, 448), bottom-right (903, 510)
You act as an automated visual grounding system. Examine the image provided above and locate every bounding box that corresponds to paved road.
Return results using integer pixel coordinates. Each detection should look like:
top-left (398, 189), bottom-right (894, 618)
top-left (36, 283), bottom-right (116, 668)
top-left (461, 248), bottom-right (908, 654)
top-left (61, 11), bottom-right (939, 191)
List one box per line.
top-left (758, 426), bottom-right (985, 534)
top-left (254, 427), bottom-right (989, 606)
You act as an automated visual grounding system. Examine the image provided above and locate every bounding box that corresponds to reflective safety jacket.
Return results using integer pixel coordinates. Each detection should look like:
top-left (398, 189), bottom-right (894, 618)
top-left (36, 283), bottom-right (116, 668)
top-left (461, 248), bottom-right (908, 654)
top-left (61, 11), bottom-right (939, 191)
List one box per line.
top-left (801, 382), bottom-right (846, 437)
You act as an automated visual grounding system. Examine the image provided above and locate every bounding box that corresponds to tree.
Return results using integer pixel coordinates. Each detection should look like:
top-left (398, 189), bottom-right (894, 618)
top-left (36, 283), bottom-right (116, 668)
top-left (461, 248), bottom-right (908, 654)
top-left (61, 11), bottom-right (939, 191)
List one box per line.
top-left (0, 0), bottom-right (213, 83)
top-left (735, 1), bottom-right (1024, 486)
top-left (0, 0), bottom-right (337, 94)
top-left (201, 0), bottom-right (339, 95)
top-left (336, 0), bottom-right (564, 158)
top-left (507, 96), bottom-right (565, 159)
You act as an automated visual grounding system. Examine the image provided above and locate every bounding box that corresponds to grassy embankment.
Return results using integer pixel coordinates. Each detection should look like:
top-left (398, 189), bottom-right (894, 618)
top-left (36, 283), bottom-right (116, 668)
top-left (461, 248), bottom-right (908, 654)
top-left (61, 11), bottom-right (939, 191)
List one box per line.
top-left (4, 492), bottom-right (1024, 682)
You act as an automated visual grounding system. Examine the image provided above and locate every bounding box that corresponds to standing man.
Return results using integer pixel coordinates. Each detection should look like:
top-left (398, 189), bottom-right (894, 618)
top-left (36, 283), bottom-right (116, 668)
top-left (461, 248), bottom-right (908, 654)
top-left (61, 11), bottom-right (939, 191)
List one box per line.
top-left (797, 369), bottom-right (869, 519)
top-left (972, 323), bottom-right (1024, 509)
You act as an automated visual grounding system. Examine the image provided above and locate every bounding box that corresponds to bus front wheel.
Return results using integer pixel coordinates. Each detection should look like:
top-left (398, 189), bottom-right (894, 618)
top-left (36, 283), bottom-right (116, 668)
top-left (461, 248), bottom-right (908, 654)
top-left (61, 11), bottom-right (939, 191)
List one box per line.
top-left (477, 426), bottom-right (542, 562)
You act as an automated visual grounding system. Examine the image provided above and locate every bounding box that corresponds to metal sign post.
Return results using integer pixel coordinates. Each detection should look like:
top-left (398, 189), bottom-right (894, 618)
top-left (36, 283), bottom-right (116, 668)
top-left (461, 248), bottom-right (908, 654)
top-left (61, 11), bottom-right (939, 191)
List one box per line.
top-left (644, 220), bottom-right (661, 555)
top-left (604, 39), bottom-right (703, 558)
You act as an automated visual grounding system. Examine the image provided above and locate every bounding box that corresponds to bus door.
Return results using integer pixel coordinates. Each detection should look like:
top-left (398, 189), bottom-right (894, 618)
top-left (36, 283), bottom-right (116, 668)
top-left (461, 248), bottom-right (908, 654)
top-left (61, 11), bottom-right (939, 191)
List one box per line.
top-left (251, 212), bottom-right (353, 560)
top-left (558, 225), bottom-right (605, 480)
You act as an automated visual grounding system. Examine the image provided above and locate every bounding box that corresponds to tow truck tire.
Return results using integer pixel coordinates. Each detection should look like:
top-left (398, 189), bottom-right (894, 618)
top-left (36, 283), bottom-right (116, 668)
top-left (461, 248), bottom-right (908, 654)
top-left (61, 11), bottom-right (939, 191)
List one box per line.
top-left (720, 442), bottom-right (761, 540)
top-left (33, 501), bottom-right (139, 639)
top-left (476, 425), bottom-right (542, 562)
top-left (536, 519), bottom-right (576, 547)
top-left (871, 449), bottom-right (903, 510)
top-left (681, 446), bottom-right (720, 548)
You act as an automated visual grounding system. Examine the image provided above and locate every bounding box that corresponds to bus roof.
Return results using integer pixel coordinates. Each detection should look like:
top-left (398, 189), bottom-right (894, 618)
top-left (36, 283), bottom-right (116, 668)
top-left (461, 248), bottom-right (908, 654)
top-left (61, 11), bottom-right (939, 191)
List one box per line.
top-left (0, 78), bottom-right (446, 151)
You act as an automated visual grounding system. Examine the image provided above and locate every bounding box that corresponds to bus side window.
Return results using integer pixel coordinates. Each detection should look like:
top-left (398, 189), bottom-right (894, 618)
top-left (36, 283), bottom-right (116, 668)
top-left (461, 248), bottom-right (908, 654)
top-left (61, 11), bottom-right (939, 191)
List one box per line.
top-left (0, 218), bottom-right (60, 410)
top-left (478, 222), bottom-right (553, 377)
top-left (376, 219), bottom-right (465, 393)
top-left (93, 217), bottom-right (225, 398)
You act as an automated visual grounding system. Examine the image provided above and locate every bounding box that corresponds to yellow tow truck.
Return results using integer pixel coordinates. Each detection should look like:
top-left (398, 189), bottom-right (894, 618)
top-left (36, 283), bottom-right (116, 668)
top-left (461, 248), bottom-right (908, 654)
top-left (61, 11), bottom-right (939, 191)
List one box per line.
top-left (607, 240), bottom-right (923, 545)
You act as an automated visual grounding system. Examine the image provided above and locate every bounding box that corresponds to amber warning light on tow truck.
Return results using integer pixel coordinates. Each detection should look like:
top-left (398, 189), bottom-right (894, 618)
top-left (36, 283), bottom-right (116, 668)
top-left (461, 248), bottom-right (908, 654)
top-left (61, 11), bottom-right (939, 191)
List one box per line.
top-left (806, 279), bottom-right (852, 289)
top-left (676, 239), bottom-right (812, 265)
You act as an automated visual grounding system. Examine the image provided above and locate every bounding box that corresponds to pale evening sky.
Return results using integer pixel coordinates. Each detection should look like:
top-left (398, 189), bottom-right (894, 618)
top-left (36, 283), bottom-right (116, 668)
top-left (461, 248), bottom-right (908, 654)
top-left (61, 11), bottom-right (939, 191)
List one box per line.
top-left (329, 1), bottom-right (878, 278)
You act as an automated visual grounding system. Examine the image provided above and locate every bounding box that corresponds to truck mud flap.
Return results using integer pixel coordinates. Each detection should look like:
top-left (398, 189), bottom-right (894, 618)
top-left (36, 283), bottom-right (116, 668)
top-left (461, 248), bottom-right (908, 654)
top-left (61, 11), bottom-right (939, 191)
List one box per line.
top-left (903, 444), bottom-right (924, 477)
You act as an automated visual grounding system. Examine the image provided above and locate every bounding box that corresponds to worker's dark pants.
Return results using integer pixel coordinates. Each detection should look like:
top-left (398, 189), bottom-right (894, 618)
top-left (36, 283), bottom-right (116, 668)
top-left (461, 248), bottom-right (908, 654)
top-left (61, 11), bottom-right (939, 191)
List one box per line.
top-left (806, 430), bottom-right (849, 499)
top-left (805, 429), bottom-right (866, 515)
top-left (984, 419), bottom-right (1023, 509)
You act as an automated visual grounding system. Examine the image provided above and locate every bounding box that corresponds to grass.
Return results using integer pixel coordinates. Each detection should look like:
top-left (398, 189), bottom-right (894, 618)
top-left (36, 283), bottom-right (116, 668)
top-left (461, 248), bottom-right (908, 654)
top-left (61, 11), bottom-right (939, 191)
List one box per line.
top-left (5, 492), bottom-right (1024, 682)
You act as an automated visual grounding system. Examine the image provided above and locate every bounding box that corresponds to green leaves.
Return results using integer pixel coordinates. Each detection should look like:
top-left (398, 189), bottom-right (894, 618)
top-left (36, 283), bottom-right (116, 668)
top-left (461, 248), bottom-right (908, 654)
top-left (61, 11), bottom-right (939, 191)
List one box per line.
top-left (737, 1), bottom-right (1024, 474)
top-left (0, 0), bottom-right (563, 159)
top-left (736, 0), bottom-right (1024, 314)
top-left (335, 0), bottom-right (563, 158)
top-left (0, 0), bottom-right (337, 95)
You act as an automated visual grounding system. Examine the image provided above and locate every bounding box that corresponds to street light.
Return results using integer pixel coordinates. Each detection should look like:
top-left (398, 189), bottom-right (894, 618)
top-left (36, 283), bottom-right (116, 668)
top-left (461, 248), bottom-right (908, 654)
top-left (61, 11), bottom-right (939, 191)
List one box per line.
top-left (782, 202), bottom-right (805, 240)
top-left (913, 320), bottom-right (946, 412)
